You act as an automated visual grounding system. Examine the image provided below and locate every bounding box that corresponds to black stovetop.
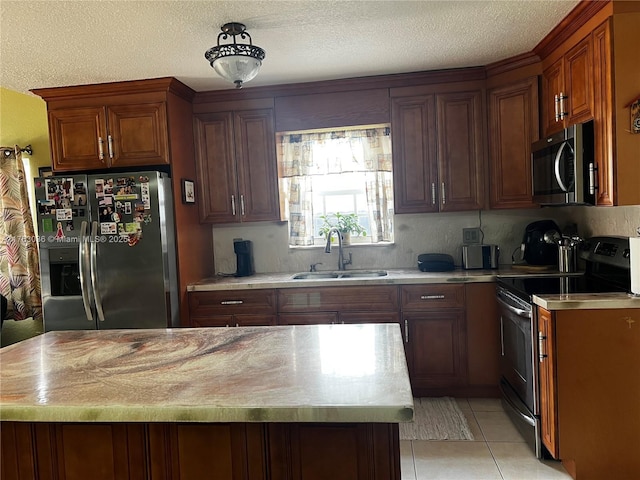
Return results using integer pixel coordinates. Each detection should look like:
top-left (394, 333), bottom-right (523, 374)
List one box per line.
top-left (497, 274), bottom-right (628, 301)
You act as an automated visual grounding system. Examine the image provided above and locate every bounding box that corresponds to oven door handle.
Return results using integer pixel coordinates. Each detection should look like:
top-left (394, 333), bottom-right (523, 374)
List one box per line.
top-left (496, 294), bottom-right (531, 318)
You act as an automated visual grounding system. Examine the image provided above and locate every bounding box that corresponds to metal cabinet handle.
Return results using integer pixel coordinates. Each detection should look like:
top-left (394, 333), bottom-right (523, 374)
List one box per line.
top-left (231, 195), bottom-right (236, 216)
top-left (221, 300), bottom-right (243, 305)
top-left (240, 194), bottom-right (245, 216)
top-left (421, 294), bottom-right (445, 300)
top-left (98, 137), bottom-right (104, 160)
top-left (554, 94), bottom-right (559, 121)
top-left (107, 135), bottom-right (114, 159)
top-left (538, 331), bottom-right (547, 362)
top-left (588, 162), bottom-right (598, 195)
top-left (79, 221), bottom-right (93, 321)
top-left (431, 183), bottom-right (436, 205)
top-left (90, 221), bottom-right (106, 322)
top-left (559, 92), bottom-right (567, 120)
top-left (404, 319), bottom-right (409, 343)
top-left (441, 183), bottom-right (446, 204)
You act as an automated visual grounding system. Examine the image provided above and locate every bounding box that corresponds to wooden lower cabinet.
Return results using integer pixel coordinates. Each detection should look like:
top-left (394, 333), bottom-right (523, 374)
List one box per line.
top-left (188, 289), bottom-right (276, 327)
top-left (0, 421), bottom-right (400, 480)
top-left (188, 283), bottom-right (500, 397)
top-left (536, 306), bottom-right (640, 479)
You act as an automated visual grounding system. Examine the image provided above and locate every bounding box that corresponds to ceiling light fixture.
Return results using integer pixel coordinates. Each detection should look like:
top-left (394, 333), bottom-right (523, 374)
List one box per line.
top-left (205, 22), bottom-right (266, 89)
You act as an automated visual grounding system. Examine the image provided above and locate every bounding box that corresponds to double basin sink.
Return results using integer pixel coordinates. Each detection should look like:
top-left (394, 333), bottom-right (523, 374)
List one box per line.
top-left (291, 270), bottom-right (388, 280)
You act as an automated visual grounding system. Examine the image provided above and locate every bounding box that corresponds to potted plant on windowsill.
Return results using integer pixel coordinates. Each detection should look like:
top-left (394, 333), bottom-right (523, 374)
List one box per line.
top-left (318, 212), bottom-right (367, 245)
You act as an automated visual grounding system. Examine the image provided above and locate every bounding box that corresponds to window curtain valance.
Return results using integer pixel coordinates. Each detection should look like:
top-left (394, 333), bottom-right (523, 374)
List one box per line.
top-left (279, 127), bottom-right (392, 178)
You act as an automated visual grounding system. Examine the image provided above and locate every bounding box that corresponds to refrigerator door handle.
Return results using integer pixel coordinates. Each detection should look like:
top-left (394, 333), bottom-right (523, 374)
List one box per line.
top-left (79, 221), bottom-right (93, 321)
top-left (90, 221), bottom-right (106, 322)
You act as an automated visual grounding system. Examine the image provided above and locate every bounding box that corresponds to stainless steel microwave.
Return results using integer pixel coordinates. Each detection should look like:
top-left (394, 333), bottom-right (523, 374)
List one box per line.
top-left (531, 120), bottom-right (595, 205)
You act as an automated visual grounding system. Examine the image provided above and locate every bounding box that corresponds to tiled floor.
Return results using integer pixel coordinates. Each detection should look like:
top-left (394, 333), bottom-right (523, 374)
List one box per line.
top-left (401, 398), bottom-right (573, 480)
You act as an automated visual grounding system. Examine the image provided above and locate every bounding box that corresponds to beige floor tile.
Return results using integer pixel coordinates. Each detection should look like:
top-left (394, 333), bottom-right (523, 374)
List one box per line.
top-left (467, 397), bottom-right (504, 412)
top-left (474, 410), bottom-right (526, 442)
top-left (455, 398), bottom-right (471, 411)
top-left (400, 440), bottom-right (416, 480)
top-left (459, 409), bottom-right (485, 442)
top-left (412, 441), bottom-right (502, 480)
top-left (488, 442), bottom-right (573, 480)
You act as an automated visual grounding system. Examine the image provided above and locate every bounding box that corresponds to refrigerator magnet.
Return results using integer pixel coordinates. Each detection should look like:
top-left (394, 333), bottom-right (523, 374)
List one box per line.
top-left (100, 222), bottom-right (117, 235)
top-left (42, 218), bottom-right (53, 233)
top-left (95, 179), bottom-right (104, 198)
top-left (56, 208), bottom-right (72, 221)
top-left (54, 222), bottom-right (65, 239)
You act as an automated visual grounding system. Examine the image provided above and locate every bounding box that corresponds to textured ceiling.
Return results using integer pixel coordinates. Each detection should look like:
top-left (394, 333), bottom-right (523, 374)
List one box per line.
top-left (0, 0), bottom-right (580, 94)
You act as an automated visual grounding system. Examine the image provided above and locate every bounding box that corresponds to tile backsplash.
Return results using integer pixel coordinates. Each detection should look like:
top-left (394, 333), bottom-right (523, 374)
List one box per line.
top-left (211, 205), bottom-right (638, 274)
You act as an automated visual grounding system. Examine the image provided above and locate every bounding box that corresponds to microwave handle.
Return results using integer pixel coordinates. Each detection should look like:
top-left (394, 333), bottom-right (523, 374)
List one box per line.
top-left (554, 140), bottom-right (572, 192)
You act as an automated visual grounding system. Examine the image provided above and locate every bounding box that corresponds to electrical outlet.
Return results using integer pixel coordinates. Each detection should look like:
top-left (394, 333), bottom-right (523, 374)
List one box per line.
top-left (463, 228), bottom-right (481, 244)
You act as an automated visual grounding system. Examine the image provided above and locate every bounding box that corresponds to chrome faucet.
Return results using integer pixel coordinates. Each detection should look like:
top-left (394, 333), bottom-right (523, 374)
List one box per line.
top-left (324, 227), bottom-right (352, 271)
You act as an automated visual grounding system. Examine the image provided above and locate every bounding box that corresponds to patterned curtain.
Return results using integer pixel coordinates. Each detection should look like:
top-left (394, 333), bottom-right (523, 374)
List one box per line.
top-left (0, 147), bottom-right (42, 321)
top-left (278, 127), bottom-right (393, 245)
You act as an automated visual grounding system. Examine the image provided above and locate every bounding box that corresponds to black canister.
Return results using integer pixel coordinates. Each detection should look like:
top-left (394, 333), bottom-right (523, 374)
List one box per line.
top-left (234, 239), bottom-right (254, 277)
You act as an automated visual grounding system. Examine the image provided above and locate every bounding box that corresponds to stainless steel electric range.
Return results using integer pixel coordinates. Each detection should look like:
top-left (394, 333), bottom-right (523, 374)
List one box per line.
top-left (495, 236), bottom-right (632, 458)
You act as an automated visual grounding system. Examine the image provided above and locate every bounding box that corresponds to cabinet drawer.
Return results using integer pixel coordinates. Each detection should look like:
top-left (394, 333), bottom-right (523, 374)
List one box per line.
top-left (401, 284), bottom-right (465, 310)
top-left (278, 286), bottom-right (399, 313)
top-left (189, 290), bottom-right (276, 316)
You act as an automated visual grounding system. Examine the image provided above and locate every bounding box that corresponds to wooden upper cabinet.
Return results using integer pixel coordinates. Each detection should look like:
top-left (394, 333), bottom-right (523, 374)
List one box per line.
top-left (436, 91), bottom-right (484, 212)
top-left (234, 109), bottom-right (280, 222)
top-left (48, 102), bottom-right (170, 171)
top-left (391, 89), bottom-right (484, 214)
top-left (194, 108), bottom-right (279, 224)
top-left (541, 34), bottom-right (593, 136)
top-left (48, 106), bottom-right (108, 171)
top-left (391, 95), bottom-right (438, 214)
top-left (32, 78), bottom-right (192, 172)
top-left (106, 102), bottom-right (169, 168)
top-left (487, 77), bottom-right (539, 209)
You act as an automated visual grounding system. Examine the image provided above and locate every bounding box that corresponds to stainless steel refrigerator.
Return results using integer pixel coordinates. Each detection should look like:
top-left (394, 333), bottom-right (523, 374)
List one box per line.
top-left (34, 171), bottom-right (178, 331)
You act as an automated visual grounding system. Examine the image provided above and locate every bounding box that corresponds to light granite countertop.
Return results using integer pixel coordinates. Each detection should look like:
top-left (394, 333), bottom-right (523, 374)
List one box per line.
top-left (187, 266), bottom-right (553, 291)
top-left (533, 292), bottom-right (640, 310)
top-left (0, 324), bottom-right (414, 424)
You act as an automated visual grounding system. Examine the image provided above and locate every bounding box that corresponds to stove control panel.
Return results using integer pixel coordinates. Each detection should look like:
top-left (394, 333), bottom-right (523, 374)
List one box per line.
top-left (580, 236), bottom-right (630, 270)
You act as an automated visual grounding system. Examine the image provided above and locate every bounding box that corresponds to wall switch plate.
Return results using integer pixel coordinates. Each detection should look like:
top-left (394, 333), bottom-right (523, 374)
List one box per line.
top-left (463, 228), bottom-right (481, 244)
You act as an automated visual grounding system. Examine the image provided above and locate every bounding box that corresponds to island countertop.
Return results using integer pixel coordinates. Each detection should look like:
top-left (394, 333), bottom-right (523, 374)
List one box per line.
top-left (0, 324), bottom-right (413, 424)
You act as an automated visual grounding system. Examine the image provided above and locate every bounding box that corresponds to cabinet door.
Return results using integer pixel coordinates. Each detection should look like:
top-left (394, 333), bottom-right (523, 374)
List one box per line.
top-left (107, 103), bottom-right (169, 167)
top-left (234, 109), bottom-right (280, 222)
top-left (48, 106), bottom-right (108, 171)
top-left (148, 423), bottom-right (265, 480)
top-left (405, 311), bottom-right (467, 389)
top-left (541, 59), bottom-right (564, 136)
top-left (34, 423), bottom-right (147, 480)
top-left (487, 77), bottom-right (538, 209)
top-left (339, 311), bottom-right (400, 325)
top-left (436, 91), bottom-right (484, 211)
top-left (191, 314), bottom-right (277, 328)
top-left (268, 423), bottom-right (400, 480)
top-left (563, 35), bottom-right (593, 127)
top-left (592, 19), bottom-right (614, 206)
top-left (278, 312), bottom-right (338, 325)
top-left (538, 307), bottom-right (558, 458)
top-left (194, 112), bottom-right (238, 223)
top-left (390, 96), bottom-right (438, 213)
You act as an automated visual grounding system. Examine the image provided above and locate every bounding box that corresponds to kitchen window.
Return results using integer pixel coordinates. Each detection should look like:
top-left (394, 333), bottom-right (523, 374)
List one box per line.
top-left (276, 125), bottom-right (394, 246)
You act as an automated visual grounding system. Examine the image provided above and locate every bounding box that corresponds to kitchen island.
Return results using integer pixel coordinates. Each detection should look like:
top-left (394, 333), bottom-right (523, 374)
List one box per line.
top-left (0, 324), bottom-right (413, 480)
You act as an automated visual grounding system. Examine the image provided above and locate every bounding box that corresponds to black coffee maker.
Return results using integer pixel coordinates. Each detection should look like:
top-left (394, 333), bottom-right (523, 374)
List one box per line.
top-left (234, 239), bottom-right (254, 277)
top-left (521, 220), bottom-right (561, 265)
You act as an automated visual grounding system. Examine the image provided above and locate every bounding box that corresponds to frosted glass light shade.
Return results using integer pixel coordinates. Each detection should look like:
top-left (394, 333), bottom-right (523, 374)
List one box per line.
top-left (212, 55), bottom-right (263, 88)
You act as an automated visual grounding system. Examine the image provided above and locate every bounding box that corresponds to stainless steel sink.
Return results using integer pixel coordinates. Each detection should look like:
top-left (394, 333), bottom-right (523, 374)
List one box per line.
top-left (291, 272), bottom-right (340, 279)
top-left (291, 270), bottom-right (387, 280)
top-left (339, 270), bottom-right (388, 278)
